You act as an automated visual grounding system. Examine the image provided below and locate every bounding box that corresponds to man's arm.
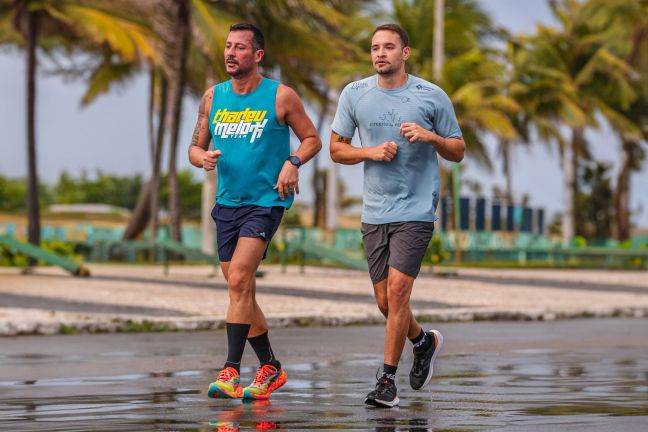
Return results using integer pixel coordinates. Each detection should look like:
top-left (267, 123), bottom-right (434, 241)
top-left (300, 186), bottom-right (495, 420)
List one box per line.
top-left (278, 85), bottom-right (321, 163)
top-left (188, 88), bottom-right (220, 170)
top-left (329, 132), bottom-right (398, 165)
top-left (274, 85), bottom-right (322, 199)
top-left (399, 122), bottom-right (465, 162)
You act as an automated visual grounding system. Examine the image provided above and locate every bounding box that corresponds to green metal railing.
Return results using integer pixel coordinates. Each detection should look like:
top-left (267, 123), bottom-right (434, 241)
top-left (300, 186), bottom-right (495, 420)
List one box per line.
top-left (0, 235), bottom-right (90, 276)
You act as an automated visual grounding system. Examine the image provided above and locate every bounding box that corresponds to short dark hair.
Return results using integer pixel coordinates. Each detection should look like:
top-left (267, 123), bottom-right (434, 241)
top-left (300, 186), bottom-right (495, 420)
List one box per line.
top-left (373, 24), bottom-right (409, 48)
top-left (229, 23), bottom-right (265, 51)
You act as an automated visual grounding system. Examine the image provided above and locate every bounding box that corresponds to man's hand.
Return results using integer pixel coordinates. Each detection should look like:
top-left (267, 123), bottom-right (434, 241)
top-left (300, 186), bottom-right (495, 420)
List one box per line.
top-left (202, 150), bottom-right (221, 171)
top-left (274, 161), bottom-right (299, 200)
top-left (399, 122), bottom-right (433, 143)
top-left (370, 141), bottom-right (398, 162)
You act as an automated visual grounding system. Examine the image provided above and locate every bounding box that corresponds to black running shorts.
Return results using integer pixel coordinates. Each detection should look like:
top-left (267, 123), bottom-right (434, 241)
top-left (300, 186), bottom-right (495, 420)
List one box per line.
top-left (212, 204), bottom-right (284, 262)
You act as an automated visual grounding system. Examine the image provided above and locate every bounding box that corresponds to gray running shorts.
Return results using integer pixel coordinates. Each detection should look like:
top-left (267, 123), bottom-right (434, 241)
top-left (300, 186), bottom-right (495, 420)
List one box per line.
top-left (361, 221), bottom-right (435, 284)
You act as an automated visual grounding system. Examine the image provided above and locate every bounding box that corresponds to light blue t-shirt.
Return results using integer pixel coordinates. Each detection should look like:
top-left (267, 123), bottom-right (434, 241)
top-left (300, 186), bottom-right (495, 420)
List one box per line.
top-left (331, 74), bottom-right (462, 224)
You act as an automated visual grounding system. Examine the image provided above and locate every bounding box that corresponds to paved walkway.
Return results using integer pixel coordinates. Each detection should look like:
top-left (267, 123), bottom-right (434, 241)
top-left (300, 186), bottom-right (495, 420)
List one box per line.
top-left (2, 319), bottom-right (647, 431)
top-left (0, 264), bottom-right (646, 335)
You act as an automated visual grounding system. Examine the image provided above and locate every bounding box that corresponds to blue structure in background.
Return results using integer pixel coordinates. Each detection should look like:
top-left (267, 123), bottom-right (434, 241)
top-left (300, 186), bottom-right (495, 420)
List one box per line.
top-left (506, 205), bottom-right (515, 232)
top-left (491, 203), bottom-right (502, 231)
top-left (536, 209), bottom-right (545, 235)
top-left (521, 207), bottom-right (533, 232)
top-left (460, 197), bottom-right (470, 230)
top-left (475, 198), bottom-right (486, 231)
top-left (437, 197), bottom-right (545, 235)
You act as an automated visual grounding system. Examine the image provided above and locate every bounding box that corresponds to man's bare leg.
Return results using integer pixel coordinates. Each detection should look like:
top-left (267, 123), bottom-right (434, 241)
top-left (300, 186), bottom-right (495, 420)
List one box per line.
top-left (221, 261), bottom-right (267, 338)
top-left (384, 267), bottom-right (416, 367)
top-left (373, 278), bottom-right (420, 340)
top-left (225, 237), bottom-right (267, 323)
top-left (208, 237), bottom-right (267, 399)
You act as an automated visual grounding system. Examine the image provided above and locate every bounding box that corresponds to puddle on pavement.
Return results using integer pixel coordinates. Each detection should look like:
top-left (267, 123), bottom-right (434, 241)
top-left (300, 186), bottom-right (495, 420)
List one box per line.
top-left (1, 348), bottom-right (647, 431)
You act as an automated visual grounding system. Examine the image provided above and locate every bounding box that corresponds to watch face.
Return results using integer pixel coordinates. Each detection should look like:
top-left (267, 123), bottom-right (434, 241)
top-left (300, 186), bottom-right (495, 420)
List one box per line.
top-left (289, 156), bottom-right (301, 167)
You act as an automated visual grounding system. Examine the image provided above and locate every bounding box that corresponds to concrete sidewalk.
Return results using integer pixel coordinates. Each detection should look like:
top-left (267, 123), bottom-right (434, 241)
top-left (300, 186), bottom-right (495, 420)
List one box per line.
top-left (0, 264), bottom-right (647, 336)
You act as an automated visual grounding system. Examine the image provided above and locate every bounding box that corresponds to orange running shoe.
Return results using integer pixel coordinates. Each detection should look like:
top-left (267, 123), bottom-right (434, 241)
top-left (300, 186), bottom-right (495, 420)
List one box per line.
top-left (242, 364), bottom-right (287, 400)
top-left (208, 367), bottom-right (243, 399)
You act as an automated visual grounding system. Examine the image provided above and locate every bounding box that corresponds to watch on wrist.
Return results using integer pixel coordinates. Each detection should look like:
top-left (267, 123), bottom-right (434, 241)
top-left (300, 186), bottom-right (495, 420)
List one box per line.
top-left (287, 155), bottom-right (302, 168)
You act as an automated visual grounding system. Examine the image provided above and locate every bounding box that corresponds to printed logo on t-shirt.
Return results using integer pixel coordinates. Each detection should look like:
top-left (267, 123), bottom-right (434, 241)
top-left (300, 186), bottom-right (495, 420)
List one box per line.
top-left (351, 82), bottom-right (369, 90)
top-left (370, 109), bottom-right (403, 127)
top-left (212, 108), bottom-right (268, 143)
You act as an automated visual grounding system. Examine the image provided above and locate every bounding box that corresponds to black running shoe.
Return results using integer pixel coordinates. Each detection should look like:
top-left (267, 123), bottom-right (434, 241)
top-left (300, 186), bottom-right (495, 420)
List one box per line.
top-left (366, 378), bottom-right (399, 408)
top-left (364, 388), bottom-right (377, 406)
top-left (364, 368), bottom-right (381, 406)
top-left (409, 329), bottom-right (443, 390)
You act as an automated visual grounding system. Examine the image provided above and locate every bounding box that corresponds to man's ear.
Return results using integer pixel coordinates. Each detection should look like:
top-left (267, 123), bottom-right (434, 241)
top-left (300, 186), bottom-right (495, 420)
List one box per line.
top-left (402, 46), bottom-right (411, 61)
top-left (255, 49), bottom-right (265, 64)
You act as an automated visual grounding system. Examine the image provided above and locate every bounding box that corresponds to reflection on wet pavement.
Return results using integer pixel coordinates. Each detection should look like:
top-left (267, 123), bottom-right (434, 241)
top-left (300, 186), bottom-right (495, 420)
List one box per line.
top-left (1, 344), bottom-right (647, 431)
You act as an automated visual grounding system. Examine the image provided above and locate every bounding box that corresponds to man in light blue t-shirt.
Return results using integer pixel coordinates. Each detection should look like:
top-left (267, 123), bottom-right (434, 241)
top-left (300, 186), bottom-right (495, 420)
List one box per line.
top-left (330, 23), bottom-right (465, 408)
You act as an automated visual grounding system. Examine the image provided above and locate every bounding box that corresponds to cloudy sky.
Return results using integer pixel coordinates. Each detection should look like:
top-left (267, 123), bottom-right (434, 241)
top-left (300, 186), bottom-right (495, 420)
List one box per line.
top-left (1, 0), bottom-right (646, 226)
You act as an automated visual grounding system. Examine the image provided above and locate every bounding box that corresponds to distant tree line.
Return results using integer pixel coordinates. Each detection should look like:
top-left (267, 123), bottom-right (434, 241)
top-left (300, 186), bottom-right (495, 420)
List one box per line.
top-left (0, 171), bottom-right (202, 219)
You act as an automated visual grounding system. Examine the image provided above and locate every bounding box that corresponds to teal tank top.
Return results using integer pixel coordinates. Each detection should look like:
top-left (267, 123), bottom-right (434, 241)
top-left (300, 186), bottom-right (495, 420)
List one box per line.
top-left (209, 77), bottom-right (292, 208)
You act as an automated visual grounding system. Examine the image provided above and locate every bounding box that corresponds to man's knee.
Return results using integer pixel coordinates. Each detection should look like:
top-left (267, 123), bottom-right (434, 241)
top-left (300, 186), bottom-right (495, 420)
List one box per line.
top-left (228, 268), bottom-right (253, 299)
top-left (387, 276), bottom-right (412, 307)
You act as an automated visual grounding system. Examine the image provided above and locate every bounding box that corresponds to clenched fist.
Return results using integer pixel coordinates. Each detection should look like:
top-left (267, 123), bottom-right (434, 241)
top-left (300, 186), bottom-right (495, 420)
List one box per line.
top-left (202, 150), bottom-right (221, 171)
top-left (370, 141), bottom-right (398, 162)
top-left (399, 122), bottom-right (432, 143)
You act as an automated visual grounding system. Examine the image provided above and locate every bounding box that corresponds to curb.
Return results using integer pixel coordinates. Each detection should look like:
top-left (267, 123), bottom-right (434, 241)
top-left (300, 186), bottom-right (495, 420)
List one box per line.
top-left (1, 307), bottom-right (646, 337)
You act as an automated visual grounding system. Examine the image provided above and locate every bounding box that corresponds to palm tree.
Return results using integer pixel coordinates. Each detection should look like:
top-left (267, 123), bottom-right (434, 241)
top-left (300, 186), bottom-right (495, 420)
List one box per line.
top-left (16, 0), bottom-right (40, 262)
top-left (3, 0), bottom-right (157, 263)
top-left (38, 1), bottom-right (164, 243)
top-left (155, 0), bottom-right (191, 243)
top-left (512, 0), bottom-right (636, 244)
top-left (580, 0), bottom-right (648, 241)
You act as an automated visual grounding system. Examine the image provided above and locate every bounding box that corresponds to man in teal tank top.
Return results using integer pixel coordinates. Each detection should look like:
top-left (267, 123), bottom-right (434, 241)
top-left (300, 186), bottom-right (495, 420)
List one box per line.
top-left (189, 23), bottom-right (321, 401)
top-left (331, 24), bottom-right (466, 408)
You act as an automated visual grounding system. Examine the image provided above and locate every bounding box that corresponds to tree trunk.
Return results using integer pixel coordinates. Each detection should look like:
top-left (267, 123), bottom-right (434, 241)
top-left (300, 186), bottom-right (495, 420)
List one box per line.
top-left (562, 136), bottom-right (575, 245)
top-left (149, 72), bottom-right (168, 242)
top-left (501, 139), bottom-right (513, 204)
top-left (326, 161), bottom-right (338, 231)
top-left (148, 68), bottom-right (156, 163)
top-left (312, 96), bottom-right (328, 228)
top-left (122, 71), bottom-right (167, 242)
top-left (24, 5), bottom-right (40, 264)
top-left (571, 127), bottom-right (583, 205)
top-left (615, 142), bottom-right (632, 241)
top-left (166, 0), bottom-right (190, 243)
top-left (566, 127), bottom-right (584, 243)
top-left (123, 180), bottom-right (152, 239)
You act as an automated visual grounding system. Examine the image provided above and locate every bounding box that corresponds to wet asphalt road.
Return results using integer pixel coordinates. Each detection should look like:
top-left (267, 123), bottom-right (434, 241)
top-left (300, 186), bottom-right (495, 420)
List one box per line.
top-left (1, 319), bottom-right (647, 431)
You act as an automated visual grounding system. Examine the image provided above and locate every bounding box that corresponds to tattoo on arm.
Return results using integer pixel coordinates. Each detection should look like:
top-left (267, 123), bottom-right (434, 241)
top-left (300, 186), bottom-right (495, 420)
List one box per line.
top-left (189, 92), bottom-right (211, 150)
top-left (335, 134), bottom-right (352, 144)
top-left (190, 117), bottom-right (202, 148)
